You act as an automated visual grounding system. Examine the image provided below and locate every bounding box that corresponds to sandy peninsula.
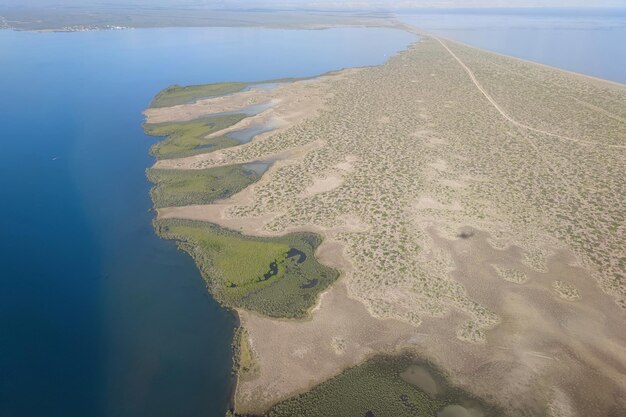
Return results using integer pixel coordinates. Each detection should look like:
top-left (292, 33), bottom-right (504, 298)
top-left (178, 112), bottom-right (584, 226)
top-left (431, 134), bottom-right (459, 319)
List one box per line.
top-left (145, 26), bottom-right (626, 417)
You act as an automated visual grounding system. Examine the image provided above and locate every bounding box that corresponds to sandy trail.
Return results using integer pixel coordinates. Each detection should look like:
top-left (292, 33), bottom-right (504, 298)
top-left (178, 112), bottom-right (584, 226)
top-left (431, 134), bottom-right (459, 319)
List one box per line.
top-left (432, 36), bottom-right (626, 150)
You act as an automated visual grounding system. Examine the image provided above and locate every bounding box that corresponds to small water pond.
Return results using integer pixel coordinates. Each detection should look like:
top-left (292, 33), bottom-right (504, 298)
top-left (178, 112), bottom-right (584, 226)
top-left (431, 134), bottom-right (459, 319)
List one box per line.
top-left (242, 161), bottom-right (272, 176)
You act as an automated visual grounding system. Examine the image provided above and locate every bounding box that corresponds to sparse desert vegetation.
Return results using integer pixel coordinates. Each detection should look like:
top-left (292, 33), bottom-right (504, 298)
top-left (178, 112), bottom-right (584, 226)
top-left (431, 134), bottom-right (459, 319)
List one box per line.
top-left (492, 265), bottom-right (527, 284)
top-left (552, 280), bottom-right (581, 300)
top-left (145, 30), bottom-right (626, 417)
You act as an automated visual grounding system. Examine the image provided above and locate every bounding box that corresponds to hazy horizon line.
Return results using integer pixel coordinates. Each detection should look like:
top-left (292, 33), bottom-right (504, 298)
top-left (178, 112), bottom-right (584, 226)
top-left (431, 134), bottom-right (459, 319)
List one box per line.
top-left (1, 1), bottom-right (626, 12)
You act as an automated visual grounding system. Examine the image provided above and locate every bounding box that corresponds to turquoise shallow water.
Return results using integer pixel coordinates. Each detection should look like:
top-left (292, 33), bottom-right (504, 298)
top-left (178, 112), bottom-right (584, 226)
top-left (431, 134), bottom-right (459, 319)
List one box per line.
top-left (0, 26), bottom-right (414, 417)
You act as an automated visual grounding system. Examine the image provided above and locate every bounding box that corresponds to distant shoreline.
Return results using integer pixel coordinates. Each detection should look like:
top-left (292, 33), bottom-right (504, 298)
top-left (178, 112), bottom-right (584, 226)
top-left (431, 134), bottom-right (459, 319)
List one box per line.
top-left (0, 7), bottom-right (395, 32)
top-left (3, 5), bottom-right (626, 32)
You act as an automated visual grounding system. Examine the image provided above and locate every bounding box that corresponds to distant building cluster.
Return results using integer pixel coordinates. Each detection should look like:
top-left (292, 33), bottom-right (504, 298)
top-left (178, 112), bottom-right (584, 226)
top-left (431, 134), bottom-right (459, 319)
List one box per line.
top-left (57, 24), bottom-right (129, 32)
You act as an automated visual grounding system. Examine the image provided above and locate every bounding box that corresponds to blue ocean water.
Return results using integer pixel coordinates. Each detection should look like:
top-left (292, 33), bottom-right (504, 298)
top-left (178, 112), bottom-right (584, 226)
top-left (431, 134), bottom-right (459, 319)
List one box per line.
top-left (399, 8), bottom-right (626, 84)
top-left (0, 26), bottom-right (414, 417)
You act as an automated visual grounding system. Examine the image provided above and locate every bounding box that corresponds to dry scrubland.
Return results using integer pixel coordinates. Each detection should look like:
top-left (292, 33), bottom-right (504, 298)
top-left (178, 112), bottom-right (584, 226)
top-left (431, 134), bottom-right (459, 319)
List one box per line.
top-left (147, 33), bottom-right (626, 416)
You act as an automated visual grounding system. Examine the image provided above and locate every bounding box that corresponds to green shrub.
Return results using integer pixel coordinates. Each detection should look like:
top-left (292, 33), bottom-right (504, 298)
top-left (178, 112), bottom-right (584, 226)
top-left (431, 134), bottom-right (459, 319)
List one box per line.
top-left (149, 82), bottom-right (248, 108)
top-left (258, 355), bottom-right (501, 417)
top-left (148, 164), bottom-right (262, 208)
top-left (145, 113), bottom-right (246, 159)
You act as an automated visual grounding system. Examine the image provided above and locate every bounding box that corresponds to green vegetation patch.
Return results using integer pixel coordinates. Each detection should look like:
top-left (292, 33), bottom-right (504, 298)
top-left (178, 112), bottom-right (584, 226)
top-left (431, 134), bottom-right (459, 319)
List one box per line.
top-left (148, 78), bottom-right (311, 109)
top-left (145, 113), bottom-right (246, 159)
top-left (155, 219), bottom-right (339, 318)
top-left (258, 355), bottom-right (500, 417)
top-left (232, 327), bottom-right (259, 382)
top-left (149, 82), bottom-right (248, 108)
top-left (148, 164), bottom-right (262, 208)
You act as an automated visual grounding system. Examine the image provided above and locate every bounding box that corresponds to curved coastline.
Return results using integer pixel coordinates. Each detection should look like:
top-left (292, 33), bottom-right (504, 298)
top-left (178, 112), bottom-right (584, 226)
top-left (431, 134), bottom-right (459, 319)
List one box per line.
top-left (143, 27), bottom-right (626, 416)
top-left (143, 67), bottom-right (502, 417)
top-left (144, 75), bottom-right (346, 414)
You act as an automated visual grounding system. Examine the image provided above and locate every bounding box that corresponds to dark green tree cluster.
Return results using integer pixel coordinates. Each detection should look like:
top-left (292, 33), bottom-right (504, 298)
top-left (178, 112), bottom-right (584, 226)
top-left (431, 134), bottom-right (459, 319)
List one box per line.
top-left (229, 355), bottom-right (501, 417)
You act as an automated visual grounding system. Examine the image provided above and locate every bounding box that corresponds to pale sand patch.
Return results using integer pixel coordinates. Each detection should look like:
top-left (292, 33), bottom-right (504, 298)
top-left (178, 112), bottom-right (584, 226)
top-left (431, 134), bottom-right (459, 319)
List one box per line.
top-left (414, 196), bottom-right (462, 211)
top-left (553, 280), bottom-right (581, 301)
top-left (416, 132), bottom-right (449, 148)
top-left (145, 90), bottom-right (275, 124)
top-left (234, 281), bottom-right (420, 414)
top-left (421, 228), bottom-right (626, 416)
top-left (429, 158), bottom-right (448, 171)
top-left (548, 388), bottom-right (578, 417)
top-left (204, 111), bottom-right (286, 140)
top-left (439, 178), bottom-right (467, 188)
top-left (411, 129), bottom-right (431, 138)
top-left (492, 265), bottom-right (528, 284)
top-left (305, 175), bottom-right (343, 195)
top-left (233, 227), bottom-right (626, 415)
top-left (335, 162), bottom-right (352, 171)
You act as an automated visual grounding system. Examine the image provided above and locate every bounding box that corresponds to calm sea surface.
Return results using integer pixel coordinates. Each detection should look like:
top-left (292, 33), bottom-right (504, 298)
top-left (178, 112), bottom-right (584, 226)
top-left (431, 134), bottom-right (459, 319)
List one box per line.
top-left (0, 26), bottom-right (414, 417)
top-left (399, 8), bottom-right (626, 84)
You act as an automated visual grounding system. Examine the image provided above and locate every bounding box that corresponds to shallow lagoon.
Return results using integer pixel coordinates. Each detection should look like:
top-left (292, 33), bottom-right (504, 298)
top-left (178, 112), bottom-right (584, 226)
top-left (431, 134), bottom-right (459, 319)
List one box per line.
top-left (0, 26), bottom-right (413, 417)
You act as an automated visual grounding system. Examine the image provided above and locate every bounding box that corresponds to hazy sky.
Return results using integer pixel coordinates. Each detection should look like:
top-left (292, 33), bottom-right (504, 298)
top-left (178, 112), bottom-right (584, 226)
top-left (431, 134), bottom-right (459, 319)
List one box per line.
top-left (1, 0), bottom-right (625, 8)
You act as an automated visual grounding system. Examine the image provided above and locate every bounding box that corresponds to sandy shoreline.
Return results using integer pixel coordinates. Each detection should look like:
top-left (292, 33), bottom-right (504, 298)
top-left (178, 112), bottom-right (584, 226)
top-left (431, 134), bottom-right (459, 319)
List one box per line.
top-left (146, 24), bottom-right (626, 416)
